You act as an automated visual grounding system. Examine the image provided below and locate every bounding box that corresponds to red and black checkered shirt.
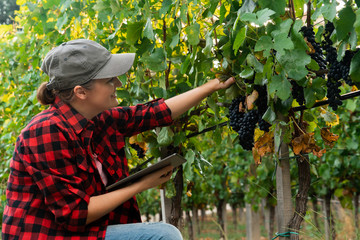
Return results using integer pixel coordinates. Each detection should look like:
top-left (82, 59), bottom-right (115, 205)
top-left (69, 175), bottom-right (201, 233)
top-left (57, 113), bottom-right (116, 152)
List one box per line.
top-left (2, 97), bottom-right (173, 240)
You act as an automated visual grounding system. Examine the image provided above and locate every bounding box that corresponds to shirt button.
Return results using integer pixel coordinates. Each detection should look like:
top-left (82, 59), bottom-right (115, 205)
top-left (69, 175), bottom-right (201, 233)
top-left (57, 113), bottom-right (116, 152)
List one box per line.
top-left (109, 169), bottom-right (115, 175)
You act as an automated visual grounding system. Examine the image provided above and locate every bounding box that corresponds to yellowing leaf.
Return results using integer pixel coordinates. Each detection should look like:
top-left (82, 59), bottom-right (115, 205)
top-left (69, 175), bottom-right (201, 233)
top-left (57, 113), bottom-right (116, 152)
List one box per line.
top-left (320, 127), bottom-right (339, 147)
top-left (253, 131), bottom-right (274, 164)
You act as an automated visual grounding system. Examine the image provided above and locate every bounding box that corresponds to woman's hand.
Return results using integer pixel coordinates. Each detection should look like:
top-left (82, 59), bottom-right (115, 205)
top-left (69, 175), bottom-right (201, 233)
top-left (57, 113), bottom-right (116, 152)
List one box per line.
top-left (210, 77), bottom-right (236, 91)
top-left (86, 165), bottom-right (174, 225)
top-left (134, 165), bottom-right (174, 192)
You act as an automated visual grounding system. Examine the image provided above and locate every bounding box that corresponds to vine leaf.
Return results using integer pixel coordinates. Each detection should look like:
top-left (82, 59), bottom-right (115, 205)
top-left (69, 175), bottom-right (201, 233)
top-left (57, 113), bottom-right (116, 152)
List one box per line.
top-left (185, 23), bottom-right (200, 46)
top-left (252, 131), bottom-right (274, 164)
top-left (320, 127), bottom-right (339, 147)
top-left (268, 71), bottom-right (292, 100)
top-left (350, 50), bottom-right (360, 82)
top-left (291, 132), bottom-right (325, 157)
top-left (336, 4), bottom-right (356, 41)
top-left (240, 8), bottom-right (275, 26)
top-left (233, 27), bottom-right (247, 55)
top-left (126, 21), bottom-right (145, 45)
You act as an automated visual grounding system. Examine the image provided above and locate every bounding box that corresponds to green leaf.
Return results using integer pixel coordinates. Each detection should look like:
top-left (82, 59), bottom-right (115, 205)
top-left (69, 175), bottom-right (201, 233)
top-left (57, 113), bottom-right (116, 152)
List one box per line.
top-left (239, 0), bottom-right (256, 14)
top-left (308, 59), bottom-right (320, 71)
top-left (240, 8), bottom-right (275, 26)
top-left (256, 8), bottom-right (276, 26)
top-left (93, 0), bottom-right (110, 12)
top-left (110, 1), bottom-right (121, 15)
top-left (240, 13), bottom-right (257, 23)
top-left (157, 127), bottom-right (174, 146)
top-left (142, 48), bottom-right (167, 72)
top-left (321, 0), bottom-right (337, 21)
top-left (184, 150), bottom-right (196, 178)
top-left (56, 13), bottom-right (68, 31)
top-left (173, 132), bottom-right (186, 146)
top-left (240, 67), bottom-right (254, 79)
top-left (159, 0), bottom-right (173, 17)
top-left (273, 33), bottom-right (294, 56)
top-left (233, 27), bottom-right (247, 55)
top-left (304, 88), bottom-right (317, 108)
top-left (350, 50), bottom-right (360, 82)
top-left (143, 18), bottom-right (155, 41)
top-left (219, 3), bottom-right (227, 23)
top-left (303, 111), bottom-right (315, 122)
top-left (262, 107), bottom-right (276, 123)
top-left (278, 49), bottom-right (310, 80)
top-left (185, 23), bottom-right (200, 46)
top-left (268, 72), bottom-right (291, 100)
top-left (126, 21), bottom-right (145, 45)
top-left (336, 5), bottom-right (356, 40)
top-left (246, 54), bottom-right (263, 73)
top-left (354, 9), bottom-right (360, 41)
top-left (258, 0), bottom-right (286, 17)
top-left (180, 55), bottom-right (191, 74)
top-left (254, 35), bottom-right (272, 57)
top-left (345, 99), bottom-right (357, 112)
top-left (207, 95), bottom-right (219, 118)
top-left (203, 30), bottom-right (213, 55)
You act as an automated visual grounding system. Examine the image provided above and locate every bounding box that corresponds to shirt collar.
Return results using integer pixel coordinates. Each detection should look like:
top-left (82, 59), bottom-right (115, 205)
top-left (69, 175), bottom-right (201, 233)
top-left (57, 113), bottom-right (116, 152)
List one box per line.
top-left (52, 97), bottom-right (92, 135)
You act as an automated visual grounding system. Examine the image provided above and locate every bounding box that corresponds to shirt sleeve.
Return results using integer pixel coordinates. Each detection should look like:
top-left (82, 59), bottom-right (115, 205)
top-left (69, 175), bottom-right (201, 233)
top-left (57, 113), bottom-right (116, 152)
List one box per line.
top-left (100, 98), bottom-right (173, 137)
top-left (20, 120), bottom-right (90, 232)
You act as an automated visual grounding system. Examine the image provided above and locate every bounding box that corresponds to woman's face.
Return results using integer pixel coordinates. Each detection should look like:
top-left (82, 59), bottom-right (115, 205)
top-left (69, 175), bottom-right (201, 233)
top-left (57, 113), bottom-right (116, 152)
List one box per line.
top-left (85, 77), bottom-right (122, 113)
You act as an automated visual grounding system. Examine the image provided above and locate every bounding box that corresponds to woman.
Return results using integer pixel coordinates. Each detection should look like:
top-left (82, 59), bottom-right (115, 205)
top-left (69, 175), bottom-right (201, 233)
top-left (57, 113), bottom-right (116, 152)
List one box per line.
top-left (2, 39), bottom-right (234, 240)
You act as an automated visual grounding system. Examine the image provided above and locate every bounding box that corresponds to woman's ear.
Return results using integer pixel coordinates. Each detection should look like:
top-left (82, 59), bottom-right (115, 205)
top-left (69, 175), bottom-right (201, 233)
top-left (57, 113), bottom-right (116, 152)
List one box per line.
top-left (73, 86), bottom-right (88, 100)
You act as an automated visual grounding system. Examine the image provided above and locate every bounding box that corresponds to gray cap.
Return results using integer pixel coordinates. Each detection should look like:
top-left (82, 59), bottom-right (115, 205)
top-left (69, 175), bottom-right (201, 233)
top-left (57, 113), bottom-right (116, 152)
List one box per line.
top-left (41, 39), bottom-right (135, 91)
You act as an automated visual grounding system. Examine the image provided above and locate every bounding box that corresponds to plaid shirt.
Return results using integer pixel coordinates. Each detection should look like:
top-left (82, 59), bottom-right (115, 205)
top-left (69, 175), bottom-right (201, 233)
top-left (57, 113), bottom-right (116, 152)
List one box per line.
top-left (2, 97), bottom-right (172, 240)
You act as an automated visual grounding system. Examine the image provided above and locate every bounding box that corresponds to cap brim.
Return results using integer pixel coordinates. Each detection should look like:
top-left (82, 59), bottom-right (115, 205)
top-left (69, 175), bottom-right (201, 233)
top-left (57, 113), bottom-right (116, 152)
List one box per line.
top-left (93, 53), bottom-right (135, 79)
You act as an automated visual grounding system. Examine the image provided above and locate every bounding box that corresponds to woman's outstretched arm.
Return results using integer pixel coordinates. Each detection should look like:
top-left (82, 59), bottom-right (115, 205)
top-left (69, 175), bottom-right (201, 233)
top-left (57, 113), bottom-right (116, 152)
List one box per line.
top-left (164, 77), bottom-right (235, 119)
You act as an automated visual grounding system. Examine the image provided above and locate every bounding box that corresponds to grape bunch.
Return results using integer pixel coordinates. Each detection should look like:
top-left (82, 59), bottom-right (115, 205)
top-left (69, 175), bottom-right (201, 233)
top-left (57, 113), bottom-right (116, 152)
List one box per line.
top-left (295, 26), bottom-right (326, 107)
top-left (322, 21), bottom-right (342, 111)
top-left (341, 50), bottom-right (358, 86)
top-left (254, 85), bottom-right (271, 132)
top-left (228, 96), bottom-right (245, 133)
top-left (228, 96), bottom-right (255, 150)
top-left (300, 25), bottom-right (327, 71)
top-left (228, 89), bottom-right (271, 150)
top-left (130, 143), bottom-right (145, 158)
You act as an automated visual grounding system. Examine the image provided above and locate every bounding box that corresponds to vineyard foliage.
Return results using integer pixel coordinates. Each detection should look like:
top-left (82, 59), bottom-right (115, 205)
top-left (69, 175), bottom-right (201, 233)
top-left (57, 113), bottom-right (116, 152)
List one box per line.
top-left (1, 0), bottom-right (360, 223)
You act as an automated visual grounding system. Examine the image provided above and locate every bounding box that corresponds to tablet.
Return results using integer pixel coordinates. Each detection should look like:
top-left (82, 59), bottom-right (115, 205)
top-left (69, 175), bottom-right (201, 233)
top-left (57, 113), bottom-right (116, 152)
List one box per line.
top-left (106, 153), bottom-right (187, 191)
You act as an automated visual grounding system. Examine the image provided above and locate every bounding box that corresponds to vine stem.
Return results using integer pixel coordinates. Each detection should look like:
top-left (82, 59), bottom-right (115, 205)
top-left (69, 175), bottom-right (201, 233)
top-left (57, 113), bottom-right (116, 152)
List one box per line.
top-left (307, 1), bottom-right (312, 27)
top-left (289, 0), bottom-right (296, 20)
top-left (289, 116), bottom-right (306, 136)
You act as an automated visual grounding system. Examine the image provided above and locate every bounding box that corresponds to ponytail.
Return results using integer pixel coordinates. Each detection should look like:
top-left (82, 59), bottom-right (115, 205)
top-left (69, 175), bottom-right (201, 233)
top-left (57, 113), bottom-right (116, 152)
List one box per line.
top-left (36, 79), bottom-right (95, 105)
top-left (37, 82), bottom-right (56, 105)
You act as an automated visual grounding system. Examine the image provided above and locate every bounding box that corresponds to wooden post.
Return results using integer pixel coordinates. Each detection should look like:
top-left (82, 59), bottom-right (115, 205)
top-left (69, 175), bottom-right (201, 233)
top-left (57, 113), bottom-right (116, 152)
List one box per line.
top-left (246, 203), bottom-right (261, 240)
top-left (158, 142), bottom-right (184, 228)
top-left (275, 115), bottom-right (293, 239)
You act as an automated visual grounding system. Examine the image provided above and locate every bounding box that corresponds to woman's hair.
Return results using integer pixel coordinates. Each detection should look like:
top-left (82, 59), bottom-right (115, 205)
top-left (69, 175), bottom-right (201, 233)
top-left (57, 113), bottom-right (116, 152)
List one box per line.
top-left (37, 80), bottom-right (95, 105)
